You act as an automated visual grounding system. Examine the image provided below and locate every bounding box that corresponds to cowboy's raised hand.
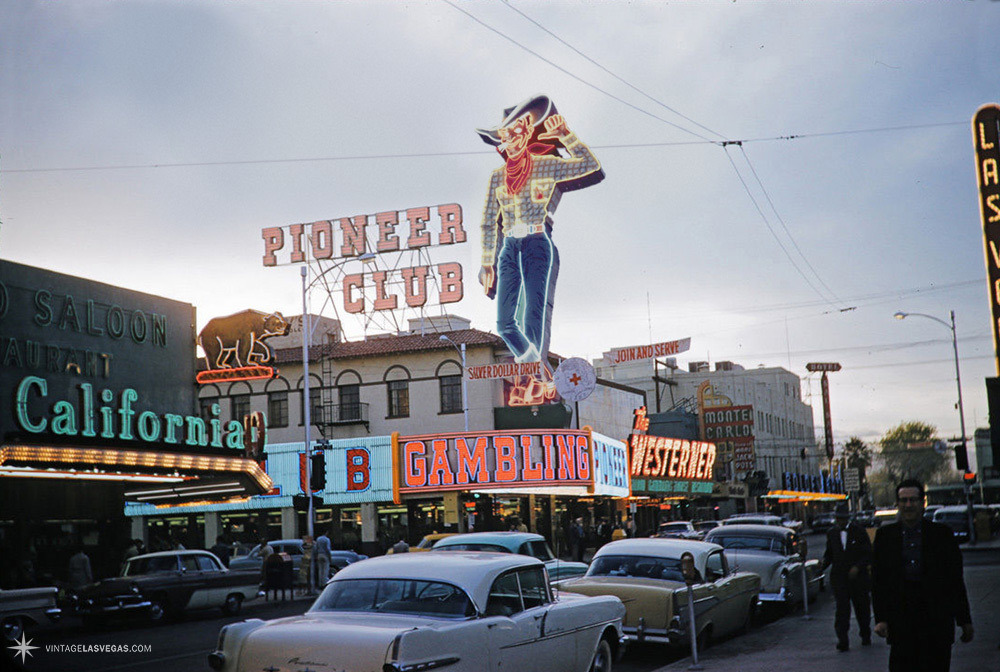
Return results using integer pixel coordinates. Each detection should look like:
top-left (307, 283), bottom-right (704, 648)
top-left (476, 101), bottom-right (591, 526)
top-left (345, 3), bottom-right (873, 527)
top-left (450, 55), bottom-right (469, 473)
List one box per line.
top-left (538, 115), bottom-right (568, 140)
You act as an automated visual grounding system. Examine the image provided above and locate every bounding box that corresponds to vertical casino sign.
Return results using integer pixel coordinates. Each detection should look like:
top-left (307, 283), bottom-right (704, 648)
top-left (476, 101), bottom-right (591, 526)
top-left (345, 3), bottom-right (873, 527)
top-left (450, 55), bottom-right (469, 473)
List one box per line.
top-left (975, 104), bottom-right (1000, 373)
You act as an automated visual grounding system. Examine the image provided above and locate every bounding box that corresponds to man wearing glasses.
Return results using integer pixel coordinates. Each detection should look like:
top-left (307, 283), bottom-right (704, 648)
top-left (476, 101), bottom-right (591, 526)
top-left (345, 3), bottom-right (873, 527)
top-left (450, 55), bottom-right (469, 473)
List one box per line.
top-left (872, 478), bottom-right (974, 671)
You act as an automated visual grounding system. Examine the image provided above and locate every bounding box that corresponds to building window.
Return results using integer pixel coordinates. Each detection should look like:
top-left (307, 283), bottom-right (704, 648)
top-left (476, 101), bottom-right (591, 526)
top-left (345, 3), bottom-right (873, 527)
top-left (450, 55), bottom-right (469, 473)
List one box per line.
top-left (299, 388), bottom-right (324, 425)
top-left (199, 398), bottom-right (218, 422)
top-left (339, 384), bottom-right (361, 421)
top-left (231, 394), bottom-right (250, 421)
top-left (387, 380), bottom-right (410, 418)
top-left (439, 375), bottom-right (462, 414)
top-left (268, 391), bottom-right (289, 428)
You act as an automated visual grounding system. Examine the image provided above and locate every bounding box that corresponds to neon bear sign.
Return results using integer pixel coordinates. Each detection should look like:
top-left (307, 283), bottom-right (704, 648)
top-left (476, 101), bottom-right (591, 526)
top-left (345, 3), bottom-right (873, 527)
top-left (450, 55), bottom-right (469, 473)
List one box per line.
top-left (476, 95), bottom-right (604, 406)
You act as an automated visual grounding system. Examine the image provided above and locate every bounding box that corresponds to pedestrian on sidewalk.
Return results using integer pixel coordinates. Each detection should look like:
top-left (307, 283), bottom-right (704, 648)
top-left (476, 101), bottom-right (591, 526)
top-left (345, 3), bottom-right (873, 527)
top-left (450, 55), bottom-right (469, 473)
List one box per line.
top-left (314, 529), bottom-right (332, 586)
top-left (823, 502), bottom-right (872, 651)
top-left (872, 478), bottom-right (974, 672)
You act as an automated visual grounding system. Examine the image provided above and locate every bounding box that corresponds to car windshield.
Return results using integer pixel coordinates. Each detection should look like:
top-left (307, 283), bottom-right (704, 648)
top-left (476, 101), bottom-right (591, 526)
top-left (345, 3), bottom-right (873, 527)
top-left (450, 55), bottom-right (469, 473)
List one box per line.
top-left (936, 511), bottom-right (968, 523)
top-left (436, 543), bottom-right (509, 553)
top-left (518, 540), bottom-right (555, 561)
top-left (587, 554), bottom-right (686, 581)
top-left (123, 556), bottom-right (178, 576)
top-left (711, 535), bottom-right (780, 553)
top-left (310, 579), bottom-right (476, 619)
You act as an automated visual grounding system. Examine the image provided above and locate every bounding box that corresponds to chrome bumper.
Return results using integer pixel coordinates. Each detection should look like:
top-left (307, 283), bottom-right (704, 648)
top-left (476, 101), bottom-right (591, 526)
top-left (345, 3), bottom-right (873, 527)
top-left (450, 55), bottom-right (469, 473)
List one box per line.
top-left (45, 607), bottom-right (62, 622)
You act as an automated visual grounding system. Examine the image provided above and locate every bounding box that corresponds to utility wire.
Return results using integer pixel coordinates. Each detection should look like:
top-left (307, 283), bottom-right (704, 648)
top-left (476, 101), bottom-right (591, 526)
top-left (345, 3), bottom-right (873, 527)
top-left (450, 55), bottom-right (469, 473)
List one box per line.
top-left (737, 144), bottom-right (844, 304)
top-left (500, 0), bottom-right (726, 141)
top-left (440, 0), bottom-right (718, 143)
top-left (1, 122), bottom-right (968, 174)
top-left (722, 145), bottom-right (840, 307)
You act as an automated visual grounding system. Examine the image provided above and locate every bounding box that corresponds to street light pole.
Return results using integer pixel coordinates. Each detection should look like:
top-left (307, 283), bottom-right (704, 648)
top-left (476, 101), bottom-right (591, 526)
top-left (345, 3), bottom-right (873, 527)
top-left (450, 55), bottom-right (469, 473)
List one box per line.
top-left (894, 309), bottom-right (975, 544)
top-left (439, 335), bottom-right (469, 432)
top-left (301, 267), bottom-right (315, 593)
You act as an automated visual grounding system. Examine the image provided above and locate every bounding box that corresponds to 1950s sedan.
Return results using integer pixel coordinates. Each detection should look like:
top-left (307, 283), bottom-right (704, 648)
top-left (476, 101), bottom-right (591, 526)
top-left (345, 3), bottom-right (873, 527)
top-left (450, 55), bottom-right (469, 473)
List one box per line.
top-left (432, 531), bottom-right (589, 580)
top-left (76, 550), bottom-right (260, 624)
top-left (208, 552), bottom-right (625, 672)
top-left (1, 587), bottom-right (61, 641)
top-left (704, 524), bottom-right (822, 608)
top-left (554, 539), bottom-right (760, 649)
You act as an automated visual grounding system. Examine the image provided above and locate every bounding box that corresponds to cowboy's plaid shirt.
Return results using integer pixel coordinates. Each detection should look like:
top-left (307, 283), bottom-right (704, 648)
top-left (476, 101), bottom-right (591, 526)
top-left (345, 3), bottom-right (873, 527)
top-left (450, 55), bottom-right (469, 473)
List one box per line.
top-left (480, 131), bottom-right (601, 265)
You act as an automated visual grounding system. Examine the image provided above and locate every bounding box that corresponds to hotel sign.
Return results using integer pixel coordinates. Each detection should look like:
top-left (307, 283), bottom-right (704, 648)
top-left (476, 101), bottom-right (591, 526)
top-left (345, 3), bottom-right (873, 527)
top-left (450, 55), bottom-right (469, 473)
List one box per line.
top-left (974, 104), bottom-right (1000, 373)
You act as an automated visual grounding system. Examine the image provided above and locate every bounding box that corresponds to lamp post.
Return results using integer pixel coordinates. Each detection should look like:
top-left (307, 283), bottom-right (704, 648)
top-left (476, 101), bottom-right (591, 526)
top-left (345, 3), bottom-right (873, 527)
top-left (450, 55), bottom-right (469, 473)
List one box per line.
top-left (301, 251), bottom-right (377, 593)
top-left (893, 310), bottom-right (975, 544)
top-left (439, 335), bottom-right (469, 432)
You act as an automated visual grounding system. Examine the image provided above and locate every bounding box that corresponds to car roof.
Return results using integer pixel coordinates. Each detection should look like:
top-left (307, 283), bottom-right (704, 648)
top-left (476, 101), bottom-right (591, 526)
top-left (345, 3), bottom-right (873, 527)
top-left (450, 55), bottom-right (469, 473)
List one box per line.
top-left (721, 515), bottom-right (781, 524)
top-left (706, 524), bottom-right (791, 538)
top-left (432, 531), bottom-right (543, 550)
top-left (592, 538), bottom-right (721, 572)
top-left (128, 550), bottom-right (216, 560)
top-left (329, 551), bottom-right (541, 611)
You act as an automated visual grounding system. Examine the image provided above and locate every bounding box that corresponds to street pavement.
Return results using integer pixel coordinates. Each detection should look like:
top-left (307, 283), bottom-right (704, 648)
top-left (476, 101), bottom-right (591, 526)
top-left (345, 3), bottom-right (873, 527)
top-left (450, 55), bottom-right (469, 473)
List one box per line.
top-left (649, 541), bottom-right (1000, 672)
top-left (5, 533), bottom-right (998, 672)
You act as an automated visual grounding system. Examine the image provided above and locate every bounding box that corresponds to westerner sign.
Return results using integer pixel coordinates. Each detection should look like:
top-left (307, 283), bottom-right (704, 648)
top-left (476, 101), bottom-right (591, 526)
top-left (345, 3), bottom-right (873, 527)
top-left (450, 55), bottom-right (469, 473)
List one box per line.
top-left (628, 407), bottom-right (717, 481)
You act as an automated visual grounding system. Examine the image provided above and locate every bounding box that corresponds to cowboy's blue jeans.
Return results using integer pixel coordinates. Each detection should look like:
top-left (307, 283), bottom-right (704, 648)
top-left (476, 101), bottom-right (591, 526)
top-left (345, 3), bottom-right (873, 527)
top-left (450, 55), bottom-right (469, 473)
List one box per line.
top-left (496, 233), bottom-right (558, 359)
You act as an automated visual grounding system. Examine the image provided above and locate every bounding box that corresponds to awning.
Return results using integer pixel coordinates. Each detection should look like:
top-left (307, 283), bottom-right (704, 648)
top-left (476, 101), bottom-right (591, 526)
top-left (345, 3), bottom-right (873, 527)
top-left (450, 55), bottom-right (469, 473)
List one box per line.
top-left (0, 444), bottom-right (273, 504)
top-left (762, 489), bottom-right (848, 502)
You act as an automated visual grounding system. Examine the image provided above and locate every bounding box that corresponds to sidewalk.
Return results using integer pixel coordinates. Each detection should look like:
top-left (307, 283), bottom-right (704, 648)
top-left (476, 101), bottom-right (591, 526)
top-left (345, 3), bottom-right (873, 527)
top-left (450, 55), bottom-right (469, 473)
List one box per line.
top-left (651, 562), bottom-right (1000, 672)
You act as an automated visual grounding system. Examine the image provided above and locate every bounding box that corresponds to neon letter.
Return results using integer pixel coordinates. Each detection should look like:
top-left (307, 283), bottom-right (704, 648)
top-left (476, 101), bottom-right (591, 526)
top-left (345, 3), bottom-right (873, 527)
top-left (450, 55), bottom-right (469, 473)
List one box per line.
top-left (404, 441), bottom-right (427, 487)
top-left (494, 436), bottom-right (518, 482)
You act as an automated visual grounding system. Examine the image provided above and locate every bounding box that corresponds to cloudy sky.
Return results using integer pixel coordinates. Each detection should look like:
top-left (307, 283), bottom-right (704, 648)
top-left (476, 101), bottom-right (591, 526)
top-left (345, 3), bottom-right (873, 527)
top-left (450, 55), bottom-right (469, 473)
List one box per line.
top-left (2, 1), bottom-right (998, 459)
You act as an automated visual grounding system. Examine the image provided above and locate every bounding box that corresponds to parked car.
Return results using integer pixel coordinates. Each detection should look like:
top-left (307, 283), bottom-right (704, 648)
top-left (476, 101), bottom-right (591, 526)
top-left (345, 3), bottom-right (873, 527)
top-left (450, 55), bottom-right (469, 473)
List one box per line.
top-left (721, 514), bottom-right (783, 527)
top-left (554, 538), bottom-right (760, 649)
top-left (692, 521), bottom-right (720, 539)
top-left (923, 505), bottom-right (942, 521)
top-left (704, 524), bottom-right (822, 609)
top-left (389, 532), bottom-right (457, 553)
top-left (809, 512), bottom-right (837, 534)
top-left (208, 551), bottom-right (625, 672)
top-left (229, 539), bottom-right (367, 576)
top-left (432, 532), bottom-right (589, 580)
top-left (1, 587), bottom-right (61, 641)
top-left (779, 514), bottom-right (804, 533)
top-left (932, 505), bottom-right (995, 543)
top-left (75, 550), bottom-right (261, 624)
top-left (654, 521), bottom-right (701, 540)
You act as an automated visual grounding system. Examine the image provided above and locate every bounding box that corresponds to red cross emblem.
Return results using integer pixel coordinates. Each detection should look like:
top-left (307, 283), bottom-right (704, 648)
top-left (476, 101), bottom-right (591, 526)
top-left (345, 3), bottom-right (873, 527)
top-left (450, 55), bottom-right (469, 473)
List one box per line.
top-left (569, 373), bottom-right (582, 386)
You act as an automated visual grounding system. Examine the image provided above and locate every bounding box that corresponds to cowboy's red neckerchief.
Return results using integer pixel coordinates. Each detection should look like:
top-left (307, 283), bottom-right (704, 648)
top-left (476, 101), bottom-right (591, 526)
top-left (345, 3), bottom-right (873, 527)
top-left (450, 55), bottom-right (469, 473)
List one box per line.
top-left (505, 142), bottom-right (554, 195)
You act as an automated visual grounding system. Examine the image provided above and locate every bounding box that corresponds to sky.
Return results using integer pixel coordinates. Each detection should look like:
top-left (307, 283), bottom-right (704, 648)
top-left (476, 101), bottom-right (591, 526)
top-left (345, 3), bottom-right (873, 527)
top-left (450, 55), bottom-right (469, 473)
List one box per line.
top-left (2, 1), bottom-right (998, 462)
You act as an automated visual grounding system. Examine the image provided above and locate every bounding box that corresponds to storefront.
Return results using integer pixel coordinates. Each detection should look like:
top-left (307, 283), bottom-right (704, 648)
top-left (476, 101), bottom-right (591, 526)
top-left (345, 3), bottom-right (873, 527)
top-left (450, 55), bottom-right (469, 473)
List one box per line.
top-left (394, 427), bottom-right (631, 550)
top-left (626, 406), bottom-right (719, 534)
top-left (0, 260), bottom-right (272, 587)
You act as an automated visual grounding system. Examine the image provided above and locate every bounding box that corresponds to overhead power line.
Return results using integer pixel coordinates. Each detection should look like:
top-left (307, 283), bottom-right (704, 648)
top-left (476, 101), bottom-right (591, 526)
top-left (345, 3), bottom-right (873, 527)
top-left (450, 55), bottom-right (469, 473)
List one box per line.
top-left (0, 122), bottom-right (969, 174)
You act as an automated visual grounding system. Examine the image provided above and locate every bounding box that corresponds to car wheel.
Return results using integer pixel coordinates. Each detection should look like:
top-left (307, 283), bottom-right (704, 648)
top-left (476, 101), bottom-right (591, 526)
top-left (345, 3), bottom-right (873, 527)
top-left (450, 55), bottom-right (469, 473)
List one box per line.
top-left (589, 638), bottom-right (613, 672)
top-left (2, 616), bottom-right (24, 642)
top-left (222, 593), bottom-right (243, 616)
top-left (147, 597), bottom-right (167, 623)
top-left (739, 600), bottom-right (756, 634)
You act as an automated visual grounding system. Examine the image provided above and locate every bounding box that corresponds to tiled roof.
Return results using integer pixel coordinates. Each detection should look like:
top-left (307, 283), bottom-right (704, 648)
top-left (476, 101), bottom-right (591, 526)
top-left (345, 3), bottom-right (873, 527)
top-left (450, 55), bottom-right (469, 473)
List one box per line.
top-left (274, 328), bottom-right (506, 363)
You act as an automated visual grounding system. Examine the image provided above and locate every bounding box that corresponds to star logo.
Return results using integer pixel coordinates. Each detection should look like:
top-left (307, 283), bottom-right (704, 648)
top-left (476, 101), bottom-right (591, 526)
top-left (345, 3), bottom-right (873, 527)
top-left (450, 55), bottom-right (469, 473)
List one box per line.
top-left (8, 633), bottom-right (39, 664)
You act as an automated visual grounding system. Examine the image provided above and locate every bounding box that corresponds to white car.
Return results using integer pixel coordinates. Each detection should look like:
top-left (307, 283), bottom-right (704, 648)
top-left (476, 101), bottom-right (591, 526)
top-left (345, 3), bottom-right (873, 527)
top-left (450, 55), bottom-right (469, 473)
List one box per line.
top-left (704, 525), bottom-right (822, 608)
top-left (209, 551), bottom-right (626, 672)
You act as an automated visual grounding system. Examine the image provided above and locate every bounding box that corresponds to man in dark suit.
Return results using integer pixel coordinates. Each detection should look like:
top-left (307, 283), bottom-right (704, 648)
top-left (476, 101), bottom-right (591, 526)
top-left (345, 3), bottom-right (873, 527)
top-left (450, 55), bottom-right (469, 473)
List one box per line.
top-left (823, 502), bottom-right (872, 651)
top-left (872, 478), bottom-right (974, 672)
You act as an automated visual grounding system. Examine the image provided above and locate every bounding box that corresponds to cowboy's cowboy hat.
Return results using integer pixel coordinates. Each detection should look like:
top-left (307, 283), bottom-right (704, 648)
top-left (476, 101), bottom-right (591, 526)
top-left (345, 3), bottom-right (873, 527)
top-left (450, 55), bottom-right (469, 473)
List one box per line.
top-left (476, 94), bottom-right (558, 146)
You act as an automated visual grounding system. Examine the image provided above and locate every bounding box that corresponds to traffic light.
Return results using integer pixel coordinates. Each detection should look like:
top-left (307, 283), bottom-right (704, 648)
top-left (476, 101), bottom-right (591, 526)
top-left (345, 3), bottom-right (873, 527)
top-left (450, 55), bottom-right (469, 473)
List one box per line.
top-left (310, 452), bottom-right (326, 491)
top-left (292, 494), bottom-right (323, 513)
top-left (954, 443), bottom-right (970, 472)
top-left (963, 472), bottom-right (977, 483)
